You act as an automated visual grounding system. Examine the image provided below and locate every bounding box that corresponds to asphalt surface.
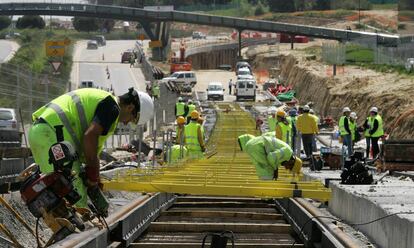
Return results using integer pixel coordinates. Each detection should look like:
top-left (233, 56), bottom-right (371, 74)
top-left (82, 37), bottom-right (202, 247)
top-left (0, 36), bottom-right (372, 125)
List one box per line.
top-left (71, 40), bottom-right (148, 95)
top-left (0, 40), bottom-right (19, 63)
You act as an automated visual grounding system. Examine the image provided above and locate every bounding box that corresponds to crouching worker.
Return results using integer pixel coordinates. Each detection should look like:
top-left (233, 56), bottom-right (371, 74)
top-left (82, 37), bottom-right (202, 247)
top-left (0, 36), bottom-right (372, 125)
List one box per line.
top-left (238, 134), bottom-right (302, 180)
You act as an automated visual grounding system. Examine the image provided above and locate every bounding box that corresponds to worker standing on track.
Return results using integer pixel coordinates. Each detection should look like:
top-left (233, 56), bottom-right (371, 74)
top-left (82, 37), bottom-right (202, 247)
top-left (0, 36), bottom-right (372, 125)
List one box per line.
top-left (185, 110), bottom-right (206, 159)
top-left (339, 107), bottom-right (353, 156)
top-left (287, 108), bottom-right (298, 154)
top-left (175, 97), bottom-right (188, 118)
top-left (309, 109), bottom-right (319, 152)
top-left (363, 107), bottom-right (384, 158)
top-left (28, 87), bottom-right (154, 208)
top-left (175, 116), bottom-right (186, 144)
top-left (296, 105), bottom-right (319, 160)
top-left (197, 116), bottom-right (205, 141)
top-left (267, 108), bottom-right (277, 132)
top-left (275, 110), bottom-right (292, 148)
top-left (186, 99), bottom-right (196, 124)
top-left (349, 112), bottom-right (359, 146)
top-left (170, 116), bottom-right (187, 163)
top-left (238, 134), bottom-right (303, 180)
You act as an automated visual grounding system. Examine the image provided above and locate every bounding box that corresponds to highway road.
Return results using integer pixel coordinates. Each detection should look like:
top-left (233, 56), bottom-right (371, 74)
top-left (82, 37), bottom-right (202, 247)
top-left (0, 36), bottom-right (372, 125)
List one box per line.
top-left (71, 40), bottom-right (148, 95)
top-left (0, 40), bottom-right (19, 63)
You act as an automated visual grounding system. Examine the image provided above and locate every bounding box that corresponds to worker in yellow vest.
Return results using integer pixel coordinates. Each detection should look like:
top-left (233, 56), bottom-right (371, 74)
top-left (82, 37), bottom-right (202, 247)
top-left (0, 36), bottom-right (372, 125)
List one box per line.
top-left (349, 112), bottom-right (358, 145)
top-left (267, 107), bottom-right (277, 132)
top-left (296, 105), bottom-right (319, 159)
top-left (29, 88), bottom-right (153, 207)
top-left (175, 97), bottom-right (188, 118)
top-left (339, 107), bottom-right (353, 156)
top-left (197, 116), bottom-right (205, 141)
top-left (185, 110), bottom-right (205, 159)
top-left (186, 99), bottom-right (197, 124)
top-left (363, 107), bottom-right (384, 158)
top-left (175, 116), bottom-right (186, 144)
top-left (275, 110), bottom-right (293, 148)
top-left (238, 134), bottom-right (302, 180)
top-left (151, 81), bottom-right (160, 99)
top-left (169, 116), bottom-right (188, 163)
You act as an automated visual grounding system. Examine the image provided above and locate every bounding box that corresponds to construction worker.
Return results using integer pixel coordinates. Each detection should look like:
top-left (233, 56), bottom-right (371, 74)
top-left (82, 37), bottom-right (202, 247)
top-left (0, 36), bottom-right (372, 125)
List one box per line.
top-left (309, 109), bottom-right (319, 152)
top-left (275, 110), bottom-right (292, 148)
top-left (151, 81), bottom-right (160, 99)
top-left (349, 112), bottom-right (360, 146)
top-left (238, 134), bottom-right (303, 180)
top-left (175, 97), bottom-right (188, 118)
top-left (197, 116), bottom-right (205, 141)
top-left (28, 88), bottom-right (154, 208)
top-left (287, 108), bottom-right (298, 152)
top-left (363, 107), bottom-right (384, 158)
top-left (267, 107), bottom-right (277, 132)
top-left (186, 99), bottom-right (196, 124)
top-left (185, 110), bottom-right (206, 159)
top-left (296, 105), bottom-right (319, 159)
top-left (228, 79), bottom-right (233, 95)
top-left (176, 116), bottom-right (186, 144)
top-left (339, 107), bottom-right (353, 156)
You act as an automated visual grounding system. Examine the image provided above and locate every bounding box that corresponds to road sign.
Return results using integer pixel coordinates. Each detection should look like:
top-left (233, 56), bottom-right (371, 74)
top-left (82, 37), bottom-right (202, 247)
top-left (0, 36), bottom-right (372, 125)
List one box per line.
top-left (138, 34), bottom-right (146, 40)
top-left (45, 41), bottom-right (66, 57)
top-left (50, 61), bottom-right (62, 74)
top-left (149, 40), bottom-right (162, 48)
top-left (40, 75), bottom-right (51, 85)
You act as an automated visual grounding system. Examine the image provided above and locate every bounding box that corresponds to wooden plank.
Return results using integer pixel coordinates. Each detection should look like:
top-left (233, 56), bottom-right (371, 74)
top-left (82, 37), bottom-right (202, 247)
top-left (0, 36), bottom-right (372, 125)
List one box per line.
top-left (383, 143), bottom-right (414, 162)
top-left (161, 210), bottom-right (283, 220)
top-left (148, 222), bottom-right (291, 233)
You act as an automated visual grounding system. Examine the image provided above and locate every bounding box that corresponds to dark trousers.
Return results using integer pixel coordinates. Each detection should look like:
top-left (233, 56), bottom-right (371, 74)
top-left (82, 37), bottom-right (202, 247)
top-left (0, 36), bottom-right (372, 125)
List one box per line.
top-left (371, 137), bottom-right (380, 158)
top-left (366, 137), bottom-right (371, 158)
top-left (302, 134), bottom-right (314, 158)
top-left (229, 87), bottom-right (232, 95)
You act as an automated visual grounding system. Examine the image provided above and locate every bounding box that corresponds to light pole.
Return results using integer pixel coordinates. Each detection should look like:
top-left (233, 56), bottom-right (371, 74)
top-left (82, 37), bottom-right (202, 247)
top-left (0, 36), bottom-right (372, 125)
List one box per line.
top-left (358, 0), bottom-right (361, 26)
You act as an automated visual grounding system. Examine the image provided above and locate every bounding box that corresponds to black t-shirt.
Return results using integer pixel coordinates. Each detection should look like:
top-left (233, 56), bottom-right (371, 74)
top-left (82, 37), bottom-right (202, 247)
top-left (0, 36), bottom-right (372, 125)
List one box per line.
top-left (92, 96), bottom-right (120, 135)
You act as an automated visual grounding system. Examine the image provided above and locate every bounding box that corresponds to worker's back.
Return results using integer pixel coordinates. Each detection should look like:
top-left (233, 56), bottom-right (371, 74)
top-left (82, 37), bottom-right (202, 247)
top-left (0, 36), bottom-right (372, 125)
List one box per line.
top-left (184, 121), bottom-right (203, 158)
top-left (297, 113), bottom-right (318, 134)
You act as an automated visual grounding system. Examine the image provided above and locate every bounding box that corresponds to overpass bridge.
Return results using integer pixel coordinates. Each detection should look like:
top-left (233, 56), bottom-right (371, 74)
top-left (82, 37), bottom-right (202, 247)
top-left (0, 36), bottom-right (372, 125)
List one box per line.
top-left (0, 2), bottom-right (400, 59)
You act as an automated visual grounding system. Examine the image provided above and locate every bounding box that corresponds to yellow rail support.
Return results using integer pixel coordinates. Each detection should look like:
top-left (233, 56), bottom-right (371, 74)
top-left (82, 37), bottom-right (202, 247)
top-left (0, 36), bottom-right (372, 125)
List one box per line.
top-left (104, 103), bottom-right (331, 201)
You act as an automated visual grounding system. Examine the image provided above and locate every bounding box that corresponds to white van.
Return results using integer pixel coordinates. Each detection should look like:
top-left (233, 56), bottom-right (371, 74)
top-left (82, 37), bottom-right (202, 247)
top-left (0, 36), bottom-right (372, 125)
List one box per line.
top-left (162, 71), bottom-right (197, 87)
top-left (236, 79), bottom-right (256, 101)
top-left (206, 82), bottom-right (224, 101)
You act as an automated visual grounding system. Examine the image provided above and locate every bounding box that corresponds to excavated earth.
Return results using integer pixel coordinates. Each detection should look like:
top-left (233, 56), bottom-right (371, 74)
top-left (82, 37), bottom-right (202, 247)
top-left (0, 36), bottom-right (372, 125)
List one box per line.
top-left (251, 48), bottom-right (414, 140)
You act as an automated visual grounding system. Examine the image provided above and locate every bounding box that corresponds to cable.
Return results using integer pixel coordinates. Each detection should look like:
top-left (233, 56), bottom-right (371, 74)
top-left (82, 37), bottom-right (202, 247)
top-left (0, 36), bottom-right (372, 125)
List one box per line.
top-left (290, 211), bottom-right (414, 247)
top-left (36, 217), bottom-right (43, 248)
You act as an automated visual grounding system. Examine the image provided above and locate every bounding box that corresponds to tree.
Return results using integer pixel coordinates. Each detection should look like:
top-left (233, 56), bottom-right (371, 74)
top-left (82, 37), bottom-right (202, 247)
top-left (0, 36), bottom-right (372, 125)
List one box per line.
top-left (254, 2), bottom-right (266, 16)
top-left (16, 15), bottom-right (45, 29)
top-left (72, 17), bottom-right (100, 32)
top-left (101, 19), bottom-right (115, 33)
top-left (0, 16), bottom-right (11, 31)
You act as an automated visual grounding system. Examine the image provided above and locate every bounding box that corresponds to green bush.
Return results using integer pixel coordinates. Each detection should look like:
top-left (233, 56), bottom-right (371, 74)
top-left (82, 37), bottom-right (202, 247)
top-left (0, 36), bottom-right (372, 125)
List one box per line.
top-left (255, 3), bottom-right (266, 16)
top-left (0, 16), bottom-right (11, 31)
top-left (16, 15), bottom-right (45, 29)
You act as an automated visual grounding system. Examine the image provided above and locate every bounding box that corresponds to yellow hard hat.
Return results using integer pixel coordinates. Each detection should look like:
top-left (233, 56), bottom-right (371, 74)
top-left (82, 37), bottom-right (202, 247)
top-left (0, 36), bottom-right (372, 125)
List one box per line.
top-left (276, 110), bottom-right (286, 118)
top-left (176, 116), bottom-right (186, 125)
top-left (190, 110), bottom-right (199, 119)
top-left (291, 157), bottom-right (303, 174)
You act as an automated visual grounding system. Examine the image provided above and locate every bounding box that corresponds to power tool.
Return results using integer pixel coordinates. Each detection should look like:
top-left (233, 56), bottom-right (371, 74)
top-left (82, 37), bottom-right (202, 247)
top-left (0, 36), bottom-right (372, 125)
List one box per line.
top-left (19, 125), bottom-right (109, 244)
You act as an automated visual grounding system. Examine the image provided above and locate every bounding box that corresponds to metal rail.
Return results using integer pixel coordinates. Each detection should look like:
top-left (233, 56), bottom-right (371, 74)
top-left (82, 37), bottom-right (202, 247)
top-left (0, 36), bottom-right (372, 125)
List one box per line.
top-left (0, 2), bottom-right (399, 45)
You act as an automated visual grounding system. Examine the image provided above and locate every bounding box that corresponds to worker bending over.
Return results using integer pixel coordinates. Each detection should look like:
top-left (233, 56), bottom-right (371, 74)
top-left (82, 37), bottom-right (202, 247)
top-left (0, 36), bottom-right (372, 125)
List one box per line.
top-left (185, 110), bottom-right (206, 159)
top-left (363, 107), bottom-right (384, 158)
top-left (29, 88), bottom-right (154, 208)
top-left (238, 134), bottom-right (302, 180)
top-left (339, 107), bottom-right (353, 156)
top-left (275, 110), bottom-right (292, 148)
top-left (175, 97), bottom-right (188, 118)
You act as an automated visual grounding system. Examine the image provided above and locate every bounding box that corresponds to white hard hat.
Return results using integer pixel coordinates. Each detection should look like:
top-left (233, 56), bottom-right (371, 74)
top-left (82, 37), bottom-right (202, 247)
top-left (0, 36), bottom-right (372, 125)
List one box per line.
top-left (309, 109), bottom-right (315, 114)
top-left (303, 105), bottom-right (310, 111)
top-left (268, 106), bottom-right (277, 114)
top-left (343, 107), bottom-right (351, 113)
top-left (350, 112), bottom-right (357, 119)
top-left (136, 91), bottom-right (154, 125)
top-left (370, 107), bottom-right (378, 113)
top-left (178, 97), bottom-right (183, 101)
top-left (188, 99), bottom-right (193, 104)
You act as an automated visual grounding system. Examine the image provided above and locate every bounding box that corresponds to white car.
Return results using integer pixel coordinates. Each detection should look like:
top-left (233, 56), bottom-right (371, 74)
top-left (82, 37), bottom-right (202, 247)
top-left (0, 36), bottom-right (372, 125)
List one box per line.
top-left (236, 79), bottom-right (256, 102)
top-left (237, 67), bottom-right (254, 80)
top-left (0, 108), bottom-right (21, 147)
top-left (162, 71), bottom-right (197, 88)
top-left (206, 82), bottom-right (224, 101)
top-left (405, 58), bottom-right (414, 72)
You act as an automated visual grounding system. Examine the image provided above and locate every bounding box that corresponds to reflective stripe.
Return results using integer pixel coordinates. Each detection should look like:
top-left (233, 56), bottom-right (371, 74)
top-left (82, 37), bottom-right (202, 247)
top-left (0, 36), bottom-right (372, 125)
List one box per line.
top-left (279, 148), bottom-right (285, 159)
top-left (46, 102), bottom-right (82, 151)
top-left (67, 91), bottom-right (88, 134)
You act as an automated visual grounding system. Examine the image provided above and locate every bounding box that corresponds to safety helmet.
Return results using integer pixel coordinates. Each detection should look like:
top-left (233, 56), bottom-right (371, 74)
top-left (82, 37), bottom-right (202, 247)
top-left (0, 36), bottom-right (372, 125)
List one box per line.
top-left (190, 110), bottom-right (199, 119)
top-left (176, 116), bottom-right (186, 125)
top-left (309, 109), bottom-right (315, 114)
top-left (303, 105), bottom-right (310, 111)
top-left (188, 99), bottom-right (193, 104)
top-left (291, 156), bottom-right (303, 174)
top-left (343, 107), bottom-right (351, 113)
top-left (289, 109), bottom-right (298, 117)
top-left (350, 112), bottom-right (357, 119)
top-left (370, 107), bottom-right (378, 113)
top-left (276, 110), bottom-right (286, 118)
top-left (178, 97), bottom-right (183, 102)
top-left (127, 88), bottom-right (154, 125)
top-left (238, 134), bottom-right (255, 151)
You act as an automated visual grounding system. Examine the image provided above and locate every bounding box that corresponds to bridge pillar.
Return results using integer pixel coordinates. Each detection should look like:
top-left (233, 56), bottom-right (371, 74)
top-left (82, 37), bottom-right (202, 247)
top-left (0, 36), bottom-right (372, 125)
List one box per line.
top-left (238, 30), bottom-right (243, 59)
top-left (140, 20), bottom-right (170, 61)
top-left (290, 35), bottom-right (294, 50)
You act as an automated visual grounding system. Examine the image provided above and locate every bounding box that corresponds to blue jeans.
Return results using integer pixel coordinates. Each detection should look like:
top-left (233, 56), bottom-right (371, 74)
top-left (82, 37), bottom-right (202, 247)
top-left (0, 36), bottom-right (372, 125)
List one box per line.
top-left (342, 134), bottom-right (353, 156)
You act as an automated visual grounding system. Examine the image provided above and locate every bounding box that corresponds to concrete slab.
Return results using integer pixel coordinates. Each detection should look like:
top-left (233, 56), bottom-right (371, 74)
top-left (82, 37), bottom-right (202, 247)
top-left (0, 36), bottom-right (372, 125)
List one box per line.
top-left (303, 168), bottom-right (414, 248)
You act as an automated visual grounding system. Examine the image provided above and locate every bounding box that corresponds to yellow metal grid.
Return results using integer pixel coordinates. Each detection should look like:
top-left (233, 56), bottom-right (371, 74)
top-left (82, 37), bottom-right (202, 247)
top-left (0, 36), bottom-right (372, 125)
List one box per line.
top-left (103, 103), bottom-right (331, 201)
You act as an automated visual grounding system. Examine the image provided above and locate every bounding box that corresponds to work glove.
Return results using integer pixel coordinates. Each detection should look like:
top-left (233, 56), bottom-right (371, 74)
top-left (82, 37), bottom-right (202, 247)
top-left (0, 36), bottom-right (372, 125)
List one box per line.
top-left (273, 169), bottom-right (278, 180)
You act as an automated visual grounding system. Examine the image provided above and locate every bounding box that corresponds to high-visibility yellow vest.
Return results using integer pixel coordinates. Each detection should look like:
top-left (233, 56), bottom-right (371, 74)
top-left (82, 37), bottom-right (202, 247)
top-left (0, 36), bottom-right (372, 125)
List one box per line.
top-left (152, 85), bottom-right (160, 97)
top-left (369, 115), bottom-right (384, 138)
top-left (276, 121), bottom-right (292, 147)
top-left (262, 136), bottom-right (293, 168)
top-left (170, 144), bottom-right (187, 163)
top-left (33, 89), bottom-right (119, 161)
top-left (339, 116), bottom-right (349, 135)
top-left (187, 104), bottom-right (196, 117)
top-left (176, 102), bottom-right (186, 116)
top-left (184, 121), bottom-right (201, 152)
top-left (364, 116), bottom-right (373, 137)
top-left (267, 116), bottom-right (277, 131)
top-left (349, 120), bottom-right (356, 141)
